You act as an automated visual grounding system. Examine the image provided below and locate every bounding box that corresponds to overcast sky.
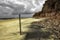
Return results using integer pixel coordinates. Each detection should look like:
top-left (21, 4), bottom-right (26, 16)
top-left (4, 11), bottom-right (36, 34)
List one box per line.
top-left (0, 0), bottom-right (46, 18)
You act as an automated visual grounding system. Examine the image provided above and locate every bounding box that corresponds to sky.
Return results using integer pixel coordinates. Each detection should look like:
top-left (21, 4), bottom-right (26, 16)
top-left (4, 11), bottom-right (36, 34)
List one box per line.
top-left (0, 0), bottom-right (46, 18)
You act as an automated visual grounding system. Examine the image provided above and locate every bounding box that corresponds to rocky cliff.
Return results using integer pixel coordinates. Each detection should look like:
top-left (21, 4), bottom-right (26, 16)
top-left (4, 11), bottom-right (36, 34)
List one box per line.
top-left (33, 0), bottom-right (60, 19)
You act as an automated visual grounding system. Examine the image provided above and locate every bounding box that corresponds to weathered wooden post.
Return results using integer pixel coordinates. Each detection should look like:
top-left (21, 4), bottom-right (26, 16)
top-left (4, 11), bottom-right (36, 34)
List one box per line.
top-left (19, 14), bottom-right (22, 35)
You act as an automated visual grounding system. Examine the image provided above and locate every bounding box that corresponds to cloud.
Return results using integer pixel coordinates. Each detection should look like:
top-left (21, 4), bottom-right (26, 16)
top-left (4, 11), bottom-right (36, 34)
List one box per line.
top-left (0, 0), bottom-right (46, 18)
top-left (4, 0), bottom-right (46, 12)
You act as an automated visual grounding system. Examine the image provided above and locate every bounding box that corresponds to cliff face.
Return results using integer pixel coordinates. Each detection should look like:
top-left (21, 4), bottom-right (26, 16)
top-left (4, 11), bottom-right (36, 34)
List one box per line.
top-left (42, 0), bottom-right (60, 13)
top-left (33, 0), bottom-right (60, 39)
top-left (33, 0), bottom-right (60, 19)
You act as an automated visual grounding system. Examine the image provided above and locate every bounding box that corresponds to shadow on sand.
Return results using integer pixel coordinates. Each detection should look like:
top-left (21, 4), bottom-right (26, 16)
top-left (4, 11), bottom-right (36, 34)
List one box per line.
top-left (24, 21), bottom-right (52, 40)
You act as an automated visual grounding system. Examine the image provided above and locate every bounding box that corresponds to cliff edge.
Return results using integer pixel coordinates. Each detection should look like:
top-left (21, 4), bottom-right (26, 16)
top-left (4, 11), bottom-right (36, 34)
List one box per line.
top-left (33, 0), bottom-right (60, 19)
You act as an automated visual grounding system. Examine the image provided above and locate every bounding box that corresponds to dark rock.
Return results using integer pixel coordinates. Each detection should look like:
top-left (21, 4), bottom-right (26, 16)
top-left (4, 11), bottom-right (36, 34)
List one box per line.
top-left (33, 0), bottom-right (60, 19)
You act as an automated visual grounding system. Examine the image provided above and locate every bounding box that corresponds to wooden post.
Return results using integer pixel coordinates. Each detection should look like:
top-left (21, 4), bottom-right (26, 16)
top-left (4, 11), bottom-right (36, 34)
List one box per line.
top-left (19, 14), bottom-right (22, 35)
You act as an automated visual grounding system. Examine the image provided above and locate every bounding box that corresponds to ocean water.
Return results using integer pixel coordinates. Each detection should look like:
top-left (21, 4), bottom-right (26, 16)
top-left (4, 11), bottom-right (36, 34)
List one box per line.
top-left (21, 13), bottom-right (34, 18)
top-left (0, 13), bottom-right (35, 18)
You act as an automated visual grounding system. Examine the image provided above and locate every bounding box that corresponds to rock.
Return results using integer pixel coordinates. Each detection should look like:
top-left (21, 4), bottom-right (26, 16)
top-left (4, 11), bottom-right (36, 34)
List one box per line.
top-left (33, 0), bottom-right (60, 19)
